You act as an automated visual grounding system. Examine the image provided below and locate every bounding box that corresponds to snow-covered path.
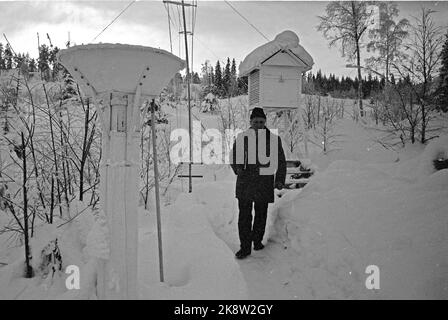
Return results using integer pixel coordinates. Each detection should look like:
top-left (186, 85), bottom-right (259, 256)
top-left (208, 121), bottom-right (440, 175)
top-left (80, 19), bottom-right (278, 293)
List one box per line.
top-left (153, 116), bottom-right (448, 299)
top-left (189, 118), bottom-right (390, 299)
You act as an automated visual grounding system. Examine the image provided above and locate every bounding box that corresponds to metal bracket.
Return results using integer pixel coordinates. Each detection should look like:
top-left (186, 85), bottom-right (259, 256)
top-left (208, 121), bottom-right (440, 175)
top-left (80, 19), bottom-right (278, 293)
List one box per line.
top-left (72, 66), bottom-right (97, 98)
top-left (132, 66), bottom-right (151, 133)
top-left (71, 66), bottom-right (108, 131)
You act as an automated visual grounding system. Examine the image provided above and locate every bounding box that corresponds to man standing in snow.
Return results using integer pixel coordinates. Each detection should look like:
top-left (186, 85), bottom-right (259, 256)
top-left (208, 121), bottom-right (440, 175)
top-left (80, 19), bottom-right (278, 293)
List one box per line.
top-left (230, 107), bottom-right (286, 259)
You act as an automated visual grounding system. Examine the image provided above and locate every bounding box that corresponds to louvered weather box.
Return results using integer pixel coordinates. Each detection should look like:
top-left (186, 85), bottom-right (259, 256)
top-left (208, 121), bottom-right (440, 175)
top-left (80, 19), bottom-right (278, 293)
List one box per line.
top-left (239, 30), bottom-right (314, 110)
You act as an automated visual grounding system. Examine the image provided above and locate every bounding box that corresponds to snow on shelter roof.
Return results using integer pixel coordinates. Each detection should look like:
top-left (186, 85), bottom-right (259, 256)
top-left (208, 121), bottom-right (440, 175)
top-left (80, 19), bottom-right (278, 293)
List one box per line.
top-left (57, 43), bottom-right (185, 98)
top-left (239, 30), bottom-right (314, 77)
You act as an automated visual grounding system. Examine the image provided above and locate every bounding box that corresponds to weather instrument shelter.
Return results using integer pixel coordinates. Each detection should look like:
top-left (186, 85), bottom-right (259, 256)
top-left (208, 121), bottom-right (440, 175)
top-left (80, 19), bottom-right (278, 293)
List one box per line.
top-left (58, 44), bottom-right (185, 299)
top-left (239, 30), bottom-right (314, 112)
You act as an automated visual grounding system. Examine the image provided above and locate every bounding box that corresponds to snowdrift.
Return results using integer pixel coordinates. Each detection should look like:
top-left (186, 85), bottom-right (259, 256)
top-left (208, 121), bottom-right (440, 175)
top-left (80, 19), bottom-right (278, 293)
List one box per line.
top-left (267, 138), bottom-right (448, 299)
top-left (0, 201), bottom-right (97, 299)
top-left (395, 135), bottom-right (448, 181)
top-left (138, 192), bottom-right (248, 300)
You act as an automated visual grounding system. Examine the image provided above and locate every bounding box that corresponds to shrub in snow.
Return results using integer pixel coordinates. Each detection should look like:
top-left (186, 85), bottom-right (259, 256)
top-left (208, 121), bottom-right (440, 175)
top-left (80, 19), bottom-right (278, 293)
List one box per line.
top-left (429, 136), bottom-right (448, 170)
top-left (418, 135), bottom-right (448, 175)
top-left (37, 239), bottom-right (62, 278)
top-left (31, 224), bottom-right (62, 279)
top-left (396, 135), bottom-right (448, 181)
top-left (434, 158), bottom-right (448, 170)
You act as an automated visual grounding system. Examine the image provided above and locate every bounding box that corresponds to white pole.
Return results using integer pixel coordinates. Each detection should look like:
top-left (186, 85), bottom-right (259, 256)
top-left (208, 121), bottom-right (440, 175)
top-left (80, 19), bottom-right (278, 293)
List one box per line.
top-left (151, 100), bottom-right (164, 282)
top-left (99, 92), bottom-right (139, 300)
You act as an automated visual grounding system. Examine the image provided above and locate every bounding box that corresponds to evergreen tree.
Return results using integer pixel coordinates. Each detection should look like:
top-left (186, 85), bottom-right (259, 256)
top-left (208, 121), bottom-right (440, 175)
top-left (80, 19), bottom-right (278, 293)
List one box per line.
top-left (315, 69), bottom-right (323, 93)
top-left (192, 72), bottom-right (201, 84)
top-left (60, 64), bottom-right (77, 100)
top-left (214, 60), bottom-right (223, 97)
top-left (4, 44), bottom-right (13, 69)
top-left (390, 73), bottom-right (396, 85)
top-left (15, 53), bottom-right (29, 75)
top-left (38, 44), bottom-right (51, 80)
top-left (223, 58), bottom-right (231, 97)
top-left (0, 43), bottom-right (5, 70)
top-left (209, 66), bottom-right (215, 91)
top-left (28, 58), bottom-right (37, 72)
top-left (14, 53), bottom-right (24, 69)
top-left (49, 46), bottom-right (61, 80)
top-left (435, 31), bottom-right (448, 112)
top-left (380, 77), bottom-right (386, 89)
top-left (237, 76), bottom-right (248, 95)
top-left (322, 73), bottom-right (329, 93)
top-left (230, 58), bottom-right (238, 96)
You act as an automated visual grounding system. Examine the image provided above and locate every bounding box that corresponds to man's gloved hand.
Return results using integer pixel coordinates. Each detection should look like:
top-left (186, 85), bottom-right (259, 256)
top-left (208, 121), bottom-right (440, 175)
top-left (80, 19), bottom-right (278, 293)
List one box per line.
top-left (275, 182), bottom-right (284, 190)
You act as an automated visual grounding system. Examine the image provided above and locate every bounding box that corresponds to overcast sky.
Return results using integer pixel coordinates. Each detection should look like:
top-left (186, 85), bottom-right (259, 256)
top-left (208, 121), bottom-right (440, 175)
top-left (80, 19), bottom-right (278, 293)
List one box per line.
top-left (1, 0), bottom-right (448, 78)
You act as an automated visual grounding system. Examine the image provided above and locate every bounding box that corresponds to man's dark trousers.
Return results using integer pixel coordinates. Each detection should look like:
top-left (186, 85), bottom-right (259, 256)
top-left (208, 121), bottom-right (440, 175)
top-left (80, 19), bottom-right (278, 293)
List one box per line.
top-left (238, 199), bottom-right (269, 252)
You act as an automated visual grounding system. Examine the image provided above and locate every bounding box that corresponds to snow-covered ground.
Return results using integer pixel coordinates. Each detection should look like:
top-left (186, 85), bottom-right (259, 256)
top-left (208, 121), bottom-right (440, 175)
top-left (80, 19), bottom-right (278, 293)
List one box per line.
top-left (154, 116), bottom-right (448, 299)
top-left (1, 101), bottom-right (447, 299)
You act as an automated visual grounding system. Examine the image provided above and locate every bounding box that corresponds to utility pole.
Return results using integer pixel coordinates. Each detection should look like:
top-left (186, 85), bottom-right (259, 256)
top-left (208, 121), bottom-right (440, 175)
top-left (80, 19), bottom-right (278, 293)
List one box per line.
top-left (181, 0), bottom-right (193, 193)
top-left (179, 31), bottom-right (194, 74)
top-left (164, 0), bottom-right (196, 193)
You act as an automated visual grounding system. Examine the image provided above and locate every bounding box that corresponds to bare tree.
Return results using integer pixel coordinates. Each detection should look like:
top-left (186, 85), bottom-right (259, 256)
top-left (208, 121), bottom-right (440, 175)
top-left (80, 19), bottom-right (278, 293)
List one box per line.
top-left (317, 1), bottom-right (373, 118)
top-left (392, 7), bottom-right (444, 143)
top-left (320, 98), bottom-right (342, 153)
top-left (366, 2), bottom-right (409, 85)
top-left (303, 94), bottom-right (317, 130)
top-left (20, 132), bottom-right (33, 278)
top-left (0, 80), bottom-right (35, 277)
top-left (383, 77), bottom-right (420, 144)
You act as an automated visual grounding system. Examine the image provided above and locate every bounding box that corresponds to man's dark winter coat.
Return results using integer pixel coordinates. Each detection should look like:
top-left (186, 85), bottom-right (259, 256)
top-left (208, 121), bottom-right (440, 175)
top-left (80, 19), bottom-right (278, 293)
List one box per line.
top-left (230, 128), bottom-right (287, 203)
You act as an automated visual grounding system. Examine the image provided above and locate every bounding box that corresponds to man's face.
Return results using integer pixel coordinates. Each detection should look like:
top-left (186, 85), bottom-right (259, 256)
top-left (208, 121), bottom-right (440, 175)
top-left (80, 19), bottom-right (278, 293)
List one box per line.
top-left (250, 117), bottom-right (266, 130)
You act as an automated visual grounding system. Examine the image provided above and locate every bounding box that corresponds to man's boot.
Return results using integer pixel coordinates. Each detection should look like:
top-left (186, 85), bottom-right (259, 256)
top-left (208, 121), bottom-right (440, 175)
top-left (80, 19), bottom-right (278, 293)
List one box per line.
top-left (235, 249), bottom-right (251, 259)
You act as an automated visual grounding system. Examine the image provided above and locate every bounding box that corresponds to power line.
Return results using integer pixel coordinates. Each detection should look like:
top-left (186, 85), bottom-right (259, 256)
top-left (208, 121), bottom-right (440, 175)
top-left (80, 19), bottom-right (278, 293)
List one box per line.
top-left (163, 2), bottom-right (174, 52)
top-left (223, 0), bottom-right (270, 42)
top-left (194, 36), bottom-right (220, 61)
top-left (177, 4), bottom-right (182, 57)
top-left (163, 1), bottom-right (179, 32)
top-left (91, 0), bottom-right (137, 42)
top-left (190, 0), bottom-right (197, 73)
top-left (164, 1), bottom-right (193, 66)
